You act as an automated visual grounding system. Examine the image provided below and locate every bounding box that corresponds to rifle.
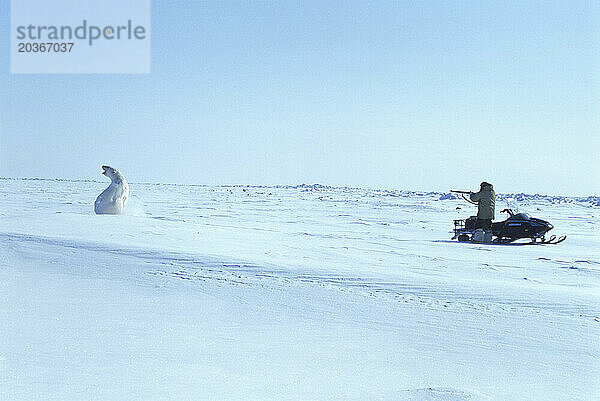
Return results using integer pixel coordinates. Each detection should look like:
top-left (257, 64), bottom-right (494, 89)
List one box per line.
top-left (450, 190), bottom-right (477, 204)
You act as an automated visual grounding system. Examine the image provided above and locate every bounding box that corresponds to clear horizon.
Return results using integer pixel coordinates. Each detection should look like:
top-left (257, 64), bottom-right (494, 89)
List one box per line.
top-left (1, 1), bottom-right (599, 196)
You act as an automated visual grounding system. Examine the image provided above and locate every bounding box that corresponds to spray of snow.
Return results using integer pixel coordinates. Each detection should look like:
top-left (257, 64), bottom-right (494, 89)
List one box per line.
top-left (123, 194), bottom-right (146, 217)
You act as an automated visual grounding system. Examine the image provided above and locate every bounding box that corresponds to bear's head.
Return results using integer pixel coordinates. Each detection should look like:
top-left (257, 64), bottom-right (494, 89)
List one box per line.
top-left (101, 165), bottom-right (122, 181)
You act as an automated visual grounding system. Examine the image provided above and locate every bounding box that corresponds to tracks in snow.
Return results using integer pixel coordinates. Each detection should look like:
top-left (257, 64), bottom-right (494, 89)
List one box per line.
top-left (2, 232), bottom-right (598, 322)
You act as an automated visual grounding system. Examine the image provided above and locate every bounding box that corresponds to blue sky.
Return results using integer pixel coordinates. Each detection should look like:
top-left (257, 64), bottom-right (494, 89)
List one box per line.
top-left (1, 1), bottom-right (599, 195)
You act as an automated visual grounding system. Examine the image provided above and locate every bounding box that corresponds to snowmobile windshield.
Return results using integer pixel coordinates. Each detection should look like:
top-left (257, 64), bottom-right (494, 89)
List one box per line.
top-left (513, 213), bottom-right (530, 220)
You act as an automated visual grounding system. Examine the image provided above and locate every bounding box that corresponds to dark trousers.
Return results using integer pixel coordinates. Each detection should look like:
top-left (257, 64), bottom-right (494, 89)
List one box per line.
top-left (475, 218), bottom-right (492, 231)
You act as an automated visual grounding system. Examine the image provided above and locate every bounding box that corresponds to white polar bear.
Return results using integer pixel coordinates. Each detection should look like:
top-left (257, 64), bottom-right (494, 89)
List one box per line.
top-left (94, 165), bottom-right (129, 215)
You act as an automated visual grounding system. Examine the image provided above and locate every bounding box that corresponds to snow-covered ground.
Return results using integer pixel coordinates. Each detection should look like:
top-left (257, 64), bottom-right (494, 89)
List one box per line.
top-left (1, 178), bottom-right (599, 400)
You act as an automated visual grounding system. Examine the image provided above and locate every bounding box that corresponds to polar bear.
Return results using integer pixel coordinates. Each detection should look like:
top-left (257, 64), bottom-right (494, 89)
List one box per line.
top-left (94, 165), bottom-right (129, 215)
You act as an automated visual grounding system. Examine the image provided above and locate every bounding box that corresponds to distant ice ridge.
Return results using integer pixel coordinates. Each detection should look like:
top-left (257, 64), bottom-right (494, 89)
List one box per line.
top-left (0, 177), bottom-right (598, 207)
top-left (400, 387), bottom-right (491, 401)
top-left (437, 191), bottom-right (599, 207)
top-left (240, 183), bottom-right (600, 207)
top-left (271, 183), bottom-right (600, 207)
top-left (495, 193), bottom-right (600, 207)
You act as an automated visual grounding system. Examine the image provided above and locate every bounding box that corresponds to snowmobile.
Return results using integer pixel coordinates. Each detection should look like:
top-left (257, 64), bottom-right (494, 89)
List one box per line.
top-left (450, 190), bottom-right (566, 244)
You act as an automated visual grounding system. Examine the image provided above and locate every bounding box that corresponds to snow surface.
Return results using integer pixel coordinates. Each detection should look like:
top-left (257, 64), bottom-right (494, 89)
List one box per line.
top-left (1, 179), bottom-right (599, 400)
